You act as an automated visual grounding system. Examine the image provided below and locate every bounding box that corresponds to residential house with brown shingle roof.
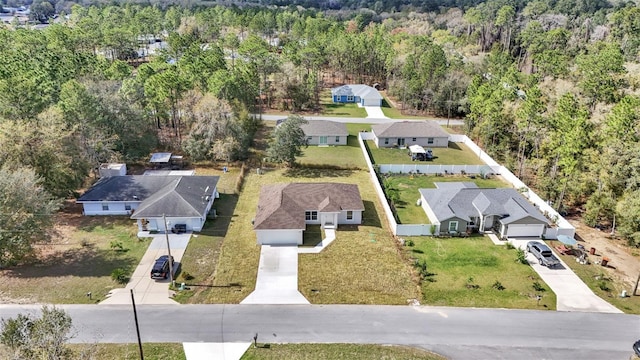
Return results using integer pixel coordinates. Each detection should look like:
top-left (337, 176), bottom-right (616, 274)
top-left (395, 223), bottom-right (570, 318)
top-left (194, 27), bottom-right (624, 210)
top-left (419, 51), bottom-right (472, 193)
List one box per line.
top-left (371, 121), bottom-right (449, 148)
top-left (253, 183), bottom-right (365, 245)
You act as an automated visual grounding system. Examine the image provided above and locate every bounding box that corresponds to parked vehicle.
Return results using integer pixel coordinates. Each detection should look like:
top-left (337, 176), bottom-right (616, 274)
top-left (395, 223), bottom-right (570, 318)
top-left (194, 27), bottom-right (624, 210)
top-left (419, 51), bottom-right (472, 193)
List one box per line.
top-left (150, 255), bottom-right (174, 279)
top-left (526, 241), bottom-right (560, 268)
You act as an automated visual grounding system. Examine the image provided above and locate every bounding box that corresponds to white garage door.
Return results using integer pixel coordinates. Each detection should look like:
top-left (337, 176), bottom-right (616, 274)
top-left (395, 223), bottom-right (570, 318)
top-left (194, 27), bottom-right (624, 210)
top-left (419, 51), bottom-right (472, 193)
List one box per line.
top-left (506, 224), bottom-right (545, 238)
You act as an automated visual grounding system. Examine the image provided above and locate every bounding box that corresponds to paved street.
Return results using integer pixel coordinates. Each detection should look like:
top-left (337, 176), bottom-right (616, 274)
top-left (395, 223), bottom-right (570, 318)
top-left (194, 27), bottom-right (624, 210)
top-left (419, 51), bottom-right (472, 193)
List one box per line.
top-left (0, 304), bottom-right (636, 360)
top-left (259, 114), bottom-right (465, 126)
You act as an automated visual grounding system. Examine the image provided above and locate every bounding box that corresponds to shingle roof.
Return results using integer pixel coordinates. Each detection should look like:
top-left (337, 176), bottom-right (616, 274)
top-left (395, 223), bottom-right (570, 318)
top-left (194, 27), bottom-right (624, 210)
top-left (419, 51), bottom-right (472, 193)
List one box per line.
top-left (419, 185), bottom-right (549, 225)
top-left (254, 183), bottom-right (364, 230)
top-left (331, 84), bottom-right (383, 100)
top-left (300, 120), bottom-right (348, 137)
top-left (372, 121), bottom-right (449, 138)
top-left (77, 176), bottom-right (219, 218)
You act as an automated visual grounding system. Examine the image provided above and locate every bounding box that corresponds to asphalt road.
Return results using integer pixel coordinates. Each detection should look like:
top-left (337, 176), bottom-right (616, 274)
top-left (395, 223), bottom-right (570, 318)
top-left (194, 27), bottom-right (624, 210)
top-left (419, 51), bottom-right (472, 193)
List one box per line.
top-left (259, 114), bottom-right (465, 126)
top-left (0, 304), bottom-right (637, 360)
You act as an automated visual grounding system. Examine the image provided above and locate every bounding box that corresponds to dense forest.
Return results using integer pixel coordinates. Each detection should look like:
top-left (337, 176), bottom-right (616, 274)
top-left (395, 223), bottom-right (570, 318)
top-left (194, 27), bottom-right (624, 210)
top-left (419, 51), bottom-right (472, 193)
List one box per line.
top-left (2, 0), bottom-right (640, 261)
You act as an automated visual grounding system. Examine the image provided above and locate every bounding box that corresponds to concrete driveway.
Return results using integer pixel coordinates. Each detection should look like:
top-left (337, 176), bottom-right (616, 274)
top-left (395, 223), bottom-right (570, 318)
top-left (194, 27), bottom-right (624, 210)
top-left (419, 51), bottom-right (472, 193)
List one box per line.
top-left (509, 238), bottom-right (622, 313)
top-left (363, 106), bottom-right (389, 119)
top-left (241, 245), bottom-right (309, 305)
top-left (100, 232), bottom-right (192, 305)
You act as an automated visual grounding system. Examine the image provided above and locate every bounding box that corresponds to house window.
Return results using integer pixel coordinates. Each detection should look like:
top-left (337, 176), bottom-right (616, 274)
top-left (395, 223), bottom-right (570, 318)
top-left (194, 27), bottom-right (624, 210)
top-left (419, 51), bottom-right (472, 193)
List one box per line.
top-left (347, 95), bottom-right (354, 102)
top-left (335, 136), bottom-right (340, 142)
top-left (125, 204), bottom-right (131, 211)
top-left (305, 211), bottom-right (318, 221)
top-left (412, 138), bottom-right (417, 142)
top-left (448, 221), bottom-right (458, 232)
top-left (102, 204), bottom-right (109, 211)
top-left (427, 137), bottom-right (434, 144)
top-left (307, 136), bottom-right (312, 141)
top-left (384, 138), bottom-right (389, 145)
top-left (346, 211), bottom-right (353, 220)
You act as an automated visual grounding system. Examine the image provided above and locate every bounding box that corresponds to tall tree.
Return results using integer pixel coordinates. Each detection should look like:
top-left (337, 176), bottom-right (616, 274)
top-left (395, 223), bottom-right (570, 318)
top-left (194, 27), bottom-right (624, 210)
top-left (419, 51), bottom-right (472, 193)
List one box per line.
top-left (266, 115), bottom-right (308, 167)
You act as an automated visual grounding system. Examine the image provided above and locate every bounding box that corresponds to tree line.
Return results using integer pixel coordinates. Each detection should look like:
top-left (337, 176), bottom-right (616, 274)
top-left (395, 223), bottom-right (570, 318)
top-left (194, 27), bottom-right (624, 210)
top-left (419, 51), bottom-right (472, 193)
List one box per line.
top-left (2, 0), bottom-right (640, 267)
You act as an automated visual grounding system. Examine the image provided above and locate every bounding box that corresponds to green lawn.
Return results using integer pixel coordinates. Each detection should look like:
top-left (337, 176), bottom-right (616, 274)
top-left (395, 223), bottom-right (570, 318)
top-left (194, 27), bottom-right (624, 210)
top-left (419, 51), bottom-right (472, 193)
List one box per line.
top-left (0, 216), bottom-right (150, 304)
top-left (549, 240), bottom-right (639, 314)
top-left (173, 193), bottom-right (237, 303)
top-left (66, 343), bottom-right (186, 360)
top-left (387, 175), bottom-right (509, 224)
top-left (297, 135), bottom-right (366, 169)
top-left (320, 90), bottom-right (367, 117)
top-left (380, 96), bottom-right (426, 119)
top-left (205, 168), bottom-right (418, 304)
top-left (407, 236), bottom-right (557, 310)
top-left (242, 344), bottom-right (446, 360)
top-left (366, 140), bottom-right (486, 165)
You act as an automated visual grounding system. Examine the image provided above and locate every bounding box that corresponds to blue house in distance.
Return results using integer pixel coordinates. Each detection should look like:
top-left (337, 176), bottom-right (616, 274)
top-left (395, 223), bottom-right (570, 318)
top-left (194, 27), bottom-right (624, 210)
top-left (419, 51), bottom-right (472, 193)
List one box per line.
top-left (331, 84), bottom-right (383, 106)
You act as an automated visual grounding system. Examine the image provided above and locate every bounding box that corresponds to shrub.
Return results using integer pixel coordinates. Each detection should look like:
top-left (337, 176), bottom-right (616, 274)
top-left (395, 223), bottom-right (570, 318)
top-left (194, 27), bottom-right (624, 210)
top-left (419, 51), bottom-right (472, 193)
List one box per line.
top-left (466, 276), bottom-right (480, 289)
top-left (505, 242), bottom-right (515, 250)
top-left (532, 281), bottom-right (545, 292)
top-left (492, 280), bottom-right (505, 291)
top-left (598, 281), bottom-right (611, 292)
top-left (109, 241), bottom-right (125, 251)
top-left (234, 163), bottom-right (248, 194)
top-left (515, 248), bottom-right (528, 264)
top-left (181, 271), bottom-right (194, 281)
top-left (111, 268), bottom-right (129, 285)
top-left (405, 239), bottom-right (414, 247)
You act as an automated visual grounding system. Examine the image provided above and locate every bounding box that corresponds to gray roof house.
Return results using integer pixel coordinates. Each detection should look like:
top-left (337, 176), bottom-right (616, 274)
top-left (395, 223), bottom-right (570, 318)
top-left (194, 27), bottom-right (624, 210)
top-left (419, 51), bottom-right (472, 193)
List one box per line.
top-left (419, 182), bottom-right (549, 239)
top-left (77, 175), bottom-right (219, 233)
top-left (331, 84), bottom-right (383, 106)
top-left (371, 121), bottom-right (450, 148)
top-left (254, 183), bottom-right (364, 245)
top-left (300, 120), bottom-right (349, 146)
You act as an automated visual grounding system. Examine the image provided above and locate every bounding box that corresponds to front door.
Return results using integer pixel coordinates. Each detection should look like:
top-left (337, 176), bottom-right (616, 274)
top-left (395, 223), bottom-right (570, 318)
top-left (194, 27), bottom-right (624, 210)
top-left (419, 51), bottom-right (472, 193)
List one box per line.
top-left (319, 136), bottom-right (328, 145)
top-left (397, 138), bottom-right (405, 146)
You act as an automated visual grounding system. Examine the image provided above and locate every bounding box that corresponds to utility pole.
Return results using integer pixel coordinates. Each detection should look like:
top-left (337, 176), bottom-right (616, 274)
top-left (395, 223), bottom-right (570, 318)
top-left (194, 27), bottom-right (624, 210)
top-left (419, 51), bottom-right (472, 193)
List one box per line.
top-left (130, 289), bottom-right (144, 360)
top-left (162, 214), bottom-right (174, 285)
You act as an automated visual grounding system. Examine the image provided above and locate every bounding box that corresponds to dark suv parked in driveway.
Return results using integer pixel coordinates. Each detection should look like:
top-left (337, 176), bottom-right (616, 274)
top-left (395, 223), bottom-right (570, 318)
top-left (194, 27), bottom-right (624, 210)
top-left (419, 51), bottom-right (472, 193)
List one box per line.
top-left (150, 255), bottom-right (174, 279)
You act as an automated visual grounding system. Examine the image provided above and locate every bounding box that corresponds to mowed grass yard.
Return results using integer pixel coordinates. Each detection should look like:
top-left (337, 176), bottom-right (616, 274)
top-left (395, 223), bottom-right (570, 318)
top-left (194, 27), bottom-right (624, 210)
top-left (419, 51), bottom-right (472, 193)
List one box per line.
top-left (204, 168), bottom-right (418, 304)
top-left (387, 175), bottom-right (509, 224)
top-left (0, 213), bottom-right (149, 304)
top-left (242, 344), bottom-right (446, 360)
top-left (366, 140), bottom-right (485, 165)
top-left (320, 89), bottom-right (367, 117)
top-left (407, 237), bottom-right (556, 309)
top-left (297, 134), bottom-right (367, 169)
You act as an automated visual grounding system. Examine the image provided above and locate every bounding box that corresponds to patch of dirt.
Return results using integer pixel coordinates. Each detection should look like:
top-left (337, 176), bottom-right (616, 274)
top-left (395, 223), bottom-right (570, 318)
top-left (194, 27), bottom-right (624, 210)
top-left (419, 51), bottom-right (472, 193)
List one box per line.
top-left (568, 217), bottom-right (640, 290)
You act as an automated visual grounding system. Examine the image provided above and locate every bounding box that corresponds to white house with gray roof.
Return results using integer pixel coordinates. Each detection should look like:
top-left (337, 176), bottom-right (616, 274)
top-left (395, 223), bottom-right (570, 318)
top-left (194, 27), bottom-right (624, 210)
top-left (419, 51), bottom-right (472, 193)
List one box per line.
top-left (419, 182), bottom-right (549, 238)
top-left (331, 84), bottom-right (383, 106)
top-left (300, 120), bottom-right (349, 146)
top-left (77, 175), bottom-right (219, 233)
top-left (371, 121), bottom-right (449, 148)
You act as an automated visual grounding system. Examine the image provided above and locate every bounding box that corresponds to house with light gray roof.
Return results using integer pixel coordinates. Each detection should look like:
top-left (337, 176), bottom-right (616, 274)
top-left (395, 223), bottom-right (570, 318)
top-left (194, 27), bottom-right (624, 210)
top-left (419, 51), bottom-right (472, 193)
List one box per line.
top-left (300, 120), bottom-right (348, 146)
top-left (254, 183), bottom-right (364, 245)
top-left (419, 182), bottom-right (549, 238)
top-left (77, 175), bottom-right (219, 233)
top-left (331, 84), bottom-right (383, 106)
top-left (371, 121), bottom-right (449, 148)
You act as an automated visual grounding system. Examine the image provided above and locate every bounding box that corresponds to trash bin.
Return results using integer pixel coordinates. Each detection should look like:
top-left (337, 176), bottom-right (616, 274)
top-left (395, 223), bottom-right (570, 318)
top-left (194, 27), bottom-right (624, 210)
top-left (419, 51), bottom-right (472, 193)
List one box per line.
top-left (589, 247), bottom-right (596, 255)
top-left (601, 257), bottom-right (609, 267)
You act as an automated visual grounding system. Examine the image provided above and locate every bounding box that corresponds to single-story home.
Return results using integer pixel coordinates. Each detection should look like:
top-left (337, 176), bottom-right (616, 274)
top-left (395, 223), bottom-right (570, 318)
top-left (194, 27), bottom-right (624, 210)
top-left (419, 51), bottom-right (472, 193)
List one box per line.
top-left (331, 84), bottom-right (383, 106)
top-left (253, 183), bottom-right (365, 245)
top-left (301, 120), bottom-right (349, 146)
top-left (77, 175), bottom-right (219, 233)
top-left (371, 121), bottom-right (449, 148)
top-left (419, 182), bottom-right (549, 238)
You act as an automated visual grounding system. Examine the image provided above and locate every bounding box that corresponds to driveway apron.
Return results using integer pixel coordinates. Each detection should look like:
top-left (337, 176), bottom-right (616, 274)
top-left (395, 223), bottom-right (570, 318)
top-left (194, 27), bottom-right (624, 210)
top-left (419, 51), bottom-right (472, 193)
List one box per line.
top-left (241, 245), bottom-right (309, 305)
top-left (363, 106), bottom-right (388, 119)
top-left (509, 238), bottom-right (622, 313)
top-left (100, 232), bottom-right (192, 305)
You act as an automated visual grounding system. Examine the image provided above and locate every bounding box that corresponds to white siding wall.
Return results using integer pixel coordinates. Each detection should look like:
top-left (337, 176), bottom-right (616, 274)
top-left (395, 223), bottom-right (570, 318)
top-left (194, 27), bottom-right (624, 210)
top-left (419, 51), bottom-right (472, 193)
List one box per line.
top-left (306, 135), bottom-right (348, 146)
top-left (337, 210), bottom-right (362, 224)
top-left (256, 229), bottom-right (303, 245)
top-left (375, 137), bottom-right (449, 148)
top-left (81, 202), bottom-right (141, 215)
